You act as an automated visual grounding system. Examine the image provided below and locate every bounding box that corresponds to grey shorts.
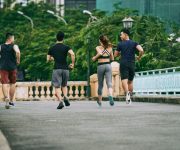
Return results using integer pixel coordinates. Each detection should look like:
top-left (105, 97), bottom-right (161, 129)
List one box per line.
top-left (52, 69), bottom-right (69, 88)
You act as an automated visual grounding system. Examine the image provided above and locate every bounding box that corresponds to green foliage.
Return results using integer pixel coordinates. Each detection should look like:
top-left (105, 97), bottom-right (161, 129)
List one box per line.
top-left (0, 2), bottom-right (179, 81)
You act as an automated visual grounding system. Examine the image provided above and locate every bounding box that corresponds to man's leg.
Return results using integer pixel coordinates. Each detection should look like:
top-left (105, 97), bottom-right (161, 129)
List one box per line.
top-left (61, 70), bottom-right (70, 106)
top-left (55, 87), bottom-right (62, 102)
top-left (55, 87), bottom-right (65, 109)
top-left (2, 84), bottom-right (9, 99)
top-left (62, 86), bottom-right (67, 98)
top-left (2, 84), bottom-right (10, 109)
top-left (51, 69), bottom-right (64, 109)
top-left (9, 70), bottom-right (17, 106)
top-left (9, 84), bottom-right (16, 102)
top-left (128, 80), bottom-right (133, 94)
top-left (121, 79), bottom-right (129, 93)
top-left (0, 70), bottom-right (10, 108)
top-left (62, 86), bottom-right (70, 106)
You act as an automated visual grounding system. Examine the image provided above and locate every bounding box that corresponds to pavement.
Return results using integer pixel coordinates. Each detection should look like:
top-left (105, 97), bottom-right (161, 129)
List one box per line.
top-left (0, 101), bottom-right (180, 150)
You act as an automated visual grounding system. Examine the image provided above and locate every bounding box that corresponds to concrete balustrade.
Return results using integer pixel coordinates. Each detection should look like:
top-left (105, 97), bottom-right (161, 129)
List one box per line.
top-left (0, 81), bottom-right (87, 101)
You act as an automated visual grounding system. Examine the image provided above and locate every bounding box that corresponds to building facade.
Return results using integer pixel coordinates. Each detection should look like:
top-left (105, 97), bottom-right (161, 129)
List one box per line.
top-left (96, 0), bottom-right (180, 23)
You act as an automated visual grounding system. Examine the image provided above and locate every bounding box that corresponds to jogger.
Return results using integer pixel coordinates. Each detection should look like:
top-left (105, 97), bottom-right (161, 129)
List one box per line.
top-left (92, 35), bottom-right (114, 106)
top-left (0, 33), bottom-right (21, 109)
top-left (47, 31), bottom-right (75, 109)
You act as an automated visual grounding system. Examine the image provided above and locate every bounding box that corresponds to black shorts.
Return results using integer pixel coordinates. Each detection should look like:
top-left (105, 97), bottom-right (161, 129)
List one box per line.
top-left (120, 61), bottom-right (135, 81)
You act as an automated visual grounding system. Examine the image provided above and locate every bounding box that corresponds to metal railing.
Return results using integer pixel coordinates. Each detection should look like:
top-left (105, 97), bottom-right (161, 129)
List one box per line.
top-left (134, 67), bottom-right (180, 96)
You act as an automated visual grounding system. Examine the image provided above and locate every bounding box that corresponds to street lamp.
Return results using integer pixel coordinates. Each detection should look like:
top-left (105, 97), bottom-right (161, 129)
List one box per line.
top-left (122, 17), bottom-right (134, 29)
top-left (83, 10), bottom-right (98, 26)
top-left (47, 10), bottom-right (67, 25)
top-left (17, 11), bottom-right (34, 30)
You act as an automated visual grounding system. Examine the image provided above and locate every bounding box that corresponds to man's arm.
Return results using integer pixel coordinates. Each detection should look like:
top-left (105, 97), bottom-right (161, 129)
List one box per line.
top-left (68, 49), bottom-right (75, 69)
top-left (110, 49), bottom-right (114, 61)
top-left (136, 45), bottom-right (144, 61)
top-left (47, 55), bottom-right (54, 62)
top-left (114, 50), bottom-right (120, 58)
top-left (13, 45), bottom-right (20, 64)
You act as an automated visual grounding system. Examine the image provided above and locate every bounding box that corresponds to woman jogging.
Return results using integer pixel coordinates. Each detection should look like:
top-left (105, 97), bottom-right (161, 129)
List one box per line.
top-left (92, 35), bottom-right (114, 106)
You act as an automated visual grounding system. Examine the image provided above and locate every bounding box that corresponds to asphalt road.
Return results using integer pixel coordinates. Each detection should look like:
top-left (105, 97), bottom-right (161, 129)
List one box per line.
top-left (0, 101), bottom-right (180, 150)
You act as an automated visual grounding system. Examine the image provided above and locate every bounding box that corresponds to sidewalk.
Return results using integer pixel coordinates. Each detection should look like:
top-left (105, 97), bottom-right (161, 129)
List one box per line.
top-left (0, 130), bottom-right (11, 150)
top-left (0, 101), bottom-right (180, 150)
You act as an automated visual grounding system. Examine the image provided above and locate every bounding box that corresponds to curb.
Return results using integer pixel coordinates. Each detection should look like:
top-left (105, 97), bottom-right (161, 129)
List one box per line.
top-left (0, 130), bottom-right (11, 150)
top-left (90, 96), bottom-right (180, 104)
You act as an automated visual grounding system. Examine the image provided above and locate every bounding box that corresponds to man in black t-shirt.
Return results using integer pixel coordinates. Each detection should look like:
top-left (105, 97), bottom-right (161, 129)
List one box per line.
top-left (0, 33), bottom-right (21, 109)
top-left (114, 29), bottom-right (144, 104)
top-left (47, 31), bottom-right (75, 109)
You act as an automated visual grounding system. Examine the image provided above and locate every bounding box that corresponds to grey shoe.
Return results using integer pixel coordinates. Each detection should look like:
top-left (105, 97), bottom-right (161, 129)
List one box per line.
top-left (5, 98), bottom-right (10, 109)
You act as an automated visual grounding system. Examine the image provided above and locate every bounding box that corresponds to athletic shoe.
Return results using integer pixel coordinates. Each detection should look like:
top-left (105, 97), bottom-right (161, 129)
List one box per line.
top-left (126, 92), bottom-right (132, 105)
top-left (108, 96), bottom-right (114, 106)
top-left (57, 102), bottom-right (64, 109)
top-left (5, 98), bottom-right (10, 109)
top-left (9, 102), bottom-right (15, 106)
top-left (97, 100), bottom-right (102, 107)
top-left (64, 97), bottom-right (70, 107)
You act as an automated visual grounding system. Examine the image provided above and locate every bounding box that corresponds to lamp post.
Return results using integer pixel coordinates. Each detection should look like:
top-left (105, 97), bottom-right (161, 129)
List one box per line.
top-left (122, 17), bottom-right (134, 29)
top-left (17, 11), bottom-right (34, 30)
top-left (83, 10), bottom-right (98, 98)
top-left (86, 35), bottom-right (91, 98)
top-left (47, 10), bottom-right (67, 25)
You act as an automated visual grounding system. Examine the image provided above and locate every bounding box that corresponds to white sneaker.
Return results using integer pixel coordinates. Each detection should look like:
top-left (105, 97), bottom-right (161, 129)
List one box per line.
top-left (126, 92), bottom-right (132, 105)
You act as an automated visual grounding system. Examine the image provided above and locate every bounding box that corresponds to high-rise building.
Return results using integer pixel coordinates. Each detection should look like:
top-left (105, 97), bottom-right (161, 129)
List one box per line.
top-left (96, 0), bottom-right (180, 23)
top-left (65, 0), bottom-right (96, 10)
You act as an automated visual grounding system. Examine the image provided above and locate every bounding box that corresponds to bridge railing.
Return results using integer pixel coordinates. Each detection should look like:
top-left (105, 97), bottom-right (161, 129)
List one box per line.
top-left (134, 67), bottom-right (180, 96)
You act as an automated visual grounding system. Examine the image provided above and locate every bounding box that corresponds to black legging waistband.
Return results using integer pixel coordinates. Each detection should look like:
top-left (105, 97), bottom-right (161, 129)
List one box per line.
top-left (98, 62), bottom-right (110, 66)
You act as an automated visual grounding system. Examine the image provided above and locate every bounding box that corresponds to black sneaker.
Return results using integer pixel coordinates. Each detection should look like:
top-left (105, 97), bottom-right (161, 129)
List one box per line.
top-left (57, 102), bottom-right (64, 109)
top-left (9, 102), bottom-right (15, 106)
top-left (64, 97), bottom-right (70, 107)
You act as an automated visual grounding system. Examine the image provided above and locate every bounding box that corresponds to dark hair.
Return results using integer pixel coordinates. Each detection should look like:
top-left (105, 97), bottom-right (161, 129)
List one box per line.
top-left (56, 31), bottom-right (64, 41)
top-left (99, 35), bottom-right (111, 49)
top-left (6, 33), bottom-right (14, 40)
top-left (121, 28), bottom-right (130, 36)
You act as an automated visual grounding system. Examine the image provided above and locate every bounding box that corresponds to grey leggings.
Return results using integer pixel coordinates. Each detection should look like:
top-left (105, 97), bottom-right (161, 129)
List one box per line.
top-left (97, 64), bottom-right (112, 96)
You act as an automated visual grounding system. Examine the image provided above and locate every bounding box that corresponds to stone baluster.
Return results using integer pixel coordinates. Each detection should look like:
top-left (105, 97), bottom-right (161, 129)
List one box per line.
top-left (35, 86), bottom-right (39, 99)
top-left (80, 85), bottom-right (85, 98)
top-left (46, 85), bottom-right (51, 99)
top-left (75, 85), bottom-right (79, 99)
top-left (29, 85), bottom-right (33, 99)
top-left (68, 85), bottom-right (73, 99)
top-left (40, 86), bottom-right (45, 99)
top-left (52, 87), bottom-right (56, 99)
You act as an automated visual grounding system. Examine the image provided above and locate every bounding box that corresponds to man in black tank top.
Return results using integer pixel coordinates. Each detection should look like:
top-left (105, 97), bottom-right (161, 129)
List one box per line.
top-left (114, 29), bottom-right (144, 104)
top-left (47, 31), bottom-right (75, 109)
top-left (0, 33), bottom-right (21, 109)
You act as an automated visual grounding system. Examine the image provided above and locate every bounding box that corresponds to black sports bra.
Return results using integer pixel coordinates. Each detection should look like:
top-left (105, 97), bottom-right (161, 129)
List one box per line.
top-left (98, 49), bottom-right (111, 59)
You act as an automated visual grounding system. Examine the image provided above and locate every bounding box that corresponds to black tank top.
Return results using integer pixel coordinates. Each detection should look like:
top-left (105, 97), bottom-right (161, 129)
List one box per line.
top-left (0, 44), bottom-right (17, 70)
